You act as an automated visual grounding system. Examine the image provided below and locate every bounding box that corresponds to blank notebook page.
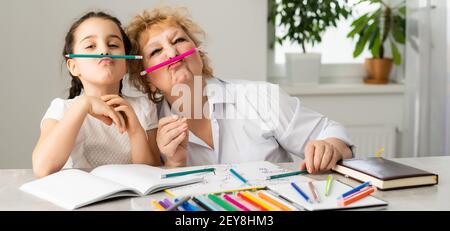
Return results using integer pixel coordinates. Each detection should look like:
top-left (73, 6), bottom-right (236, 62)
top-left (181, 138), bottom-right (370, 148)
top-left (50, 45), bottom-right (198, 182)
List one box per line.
top-left (20, 169), bottom-right (130, 210)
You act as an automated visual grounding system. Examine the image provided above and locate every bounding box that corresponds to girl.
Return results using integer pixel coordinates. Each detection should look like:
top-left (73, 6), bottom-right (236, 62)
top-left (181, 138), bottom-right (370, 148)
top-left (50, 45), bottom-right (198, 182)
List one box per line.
top-left (32, 12), bottom-right (161, 178)
top-left (126, 7), bottom-right (354, 173)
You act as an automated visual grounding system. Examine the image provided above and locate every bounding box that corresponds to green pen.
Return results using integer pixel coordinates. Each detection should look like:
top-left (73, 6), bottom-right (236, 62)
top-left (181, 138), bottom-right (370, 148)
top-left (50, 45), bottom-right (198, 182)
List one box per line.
top-left (266, 170), bottom-right (308, 180)
top-left (65, 54), bottom-right (143, 59)
top-left (161, 167), bottom-right (216, 178)
top-left (207, 194), bottom-right (239, 211)
top-left (325, 175), bottom-right (333, 196)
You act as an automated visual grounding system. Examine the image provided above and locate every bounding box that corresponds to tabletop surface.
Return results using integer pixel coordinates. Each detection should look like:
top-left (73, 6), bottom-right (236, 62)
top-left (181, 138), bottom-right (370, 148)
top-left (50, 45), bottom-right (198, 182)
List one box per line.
top-left (1, 156), bottom-right (448, 211)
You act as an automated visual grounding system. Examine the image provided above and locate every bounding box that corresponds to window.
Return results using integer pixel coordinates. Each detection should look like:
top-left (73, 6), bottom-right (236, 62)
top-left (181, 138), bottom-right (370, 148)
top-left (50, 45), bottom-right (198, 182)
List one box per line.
top-left (274, 0), bottom-right (379, 64)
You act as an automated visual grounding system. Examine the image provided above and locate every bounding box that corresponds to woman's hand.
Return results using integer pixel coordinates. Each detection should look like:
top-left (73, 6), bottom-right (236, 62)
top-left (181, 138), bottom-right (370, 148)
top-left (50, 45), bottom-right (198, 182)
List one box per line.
top-left (81, 95), bottom-right (126, 133)
top-left (101, 95), bottom-right (143, 136)
top-left (299, 139), bottom-right (343, 174)
top-left (156, 115), bottom-right (188, 166)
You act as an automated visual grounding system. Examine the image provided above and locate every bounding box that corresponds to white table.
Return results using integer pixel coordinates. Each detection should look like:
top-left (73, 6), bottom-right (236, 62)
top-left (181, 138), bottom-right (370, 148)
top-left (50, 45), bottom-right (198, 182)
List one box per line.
top-left (1, 156), bottom-right (448, 211)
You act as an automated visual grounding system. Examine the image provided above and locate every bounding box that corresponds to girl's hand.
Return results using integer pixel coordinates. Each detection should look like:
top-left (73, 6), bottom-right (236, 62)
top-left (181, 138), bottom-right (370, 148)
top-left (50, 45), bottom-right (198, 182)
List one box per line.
top-left (81, 95), bottom-right (126, 133)
top-left (299, 140), bottom-right (342, 174)
top-left (101, 95), bottom-right (143, 136)
top-left (156, 115), bottom-right (188, 166)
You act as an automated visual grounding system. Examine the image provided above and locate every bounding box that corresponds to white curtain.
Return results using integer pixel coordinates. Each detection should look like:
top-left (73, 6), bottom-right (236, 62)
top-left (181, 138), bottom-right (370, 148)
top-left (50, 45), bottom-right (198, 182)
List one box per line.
top-left (404, 0), bottom-right (449, 157)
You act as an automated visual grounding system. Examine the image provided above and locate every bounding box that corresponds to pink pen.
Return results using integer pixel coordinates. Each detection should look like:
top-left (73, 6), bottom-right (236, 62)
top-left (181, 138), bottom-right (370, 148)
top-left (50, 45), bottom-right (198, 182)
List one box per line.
top-left (223, 194), bottom-right (251, 211)
top-left (140, 47), bottom-right (198, 76)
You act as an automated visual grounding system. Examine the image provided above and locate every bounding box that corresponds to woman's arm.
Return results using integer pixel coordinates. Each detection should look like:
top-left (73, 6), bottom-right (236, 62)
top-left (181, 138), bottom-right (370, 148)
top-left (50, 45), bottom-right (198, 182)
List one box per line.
top-left (260, 83), bottom-right (353, 174)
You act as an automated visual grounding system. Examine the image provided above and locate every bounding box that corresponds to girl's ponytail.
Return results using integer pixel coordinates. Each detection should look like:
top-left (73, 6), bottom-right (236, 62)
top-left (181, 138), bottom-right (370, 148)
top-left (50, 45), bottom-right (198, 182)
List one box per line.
top-left (68, 77), bottom-right (83, 99)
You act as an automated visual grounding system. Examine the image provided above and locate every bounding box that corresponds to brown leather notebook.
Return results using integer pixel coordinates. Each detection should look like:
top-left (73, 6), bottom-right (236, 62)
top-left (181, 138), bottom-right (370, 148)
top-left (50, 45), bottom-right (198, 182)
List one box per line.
top-left (332, 157), bottom-right (438, 190)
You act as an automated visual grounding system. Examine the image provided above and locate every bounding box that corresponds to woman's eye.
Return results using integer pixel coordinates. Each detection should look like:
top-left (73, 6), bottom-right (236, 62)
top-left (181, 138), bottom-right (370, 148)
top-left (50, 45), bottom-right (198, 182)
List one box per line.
top-left (150, 49), bottom-right (162, 57)
top-left (174, 37), bottom-right (186, 44)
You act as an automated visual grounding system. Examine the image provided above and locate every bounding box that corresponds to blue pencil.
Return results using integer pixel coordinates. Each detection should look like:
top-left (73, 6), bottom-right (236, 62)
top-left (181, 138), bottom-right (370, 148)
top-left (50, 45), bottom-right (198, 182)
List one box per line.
top-left (175, 198), bottom-right (199, 211)
top-left (229, 168), bottom-right (249, 185)
top-left (290, 182), bottom-right (312, 203)
top-left (339, 181), bottom-right (371, 199)
top-left (166, 196), bottom-right (191, 211)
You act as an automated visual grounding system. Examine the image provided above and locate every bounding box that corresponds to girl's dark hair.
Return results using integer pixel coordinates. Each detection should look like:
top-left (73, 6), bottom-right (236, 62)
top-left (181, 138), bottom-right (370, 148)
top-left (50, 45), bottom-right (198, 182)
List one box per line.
top-left (63, 11), bottom-right (131, 99)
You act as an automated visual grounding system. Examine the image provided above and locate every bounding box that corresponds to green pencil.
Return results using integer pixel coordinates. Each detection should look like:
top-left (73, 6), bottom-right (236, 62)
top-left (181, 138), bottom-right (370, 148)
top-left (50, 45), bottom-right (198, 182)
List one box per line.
top-left (161, 167), bottom-right (215, 178)
top-left (65, 54), bottom-right (143, 59)
top-left (207, 194), bottom-right (239, 211)
top-left (266, 170), bottom-right (308, 180)
top-left (325, 175), bottom-right (333, 196)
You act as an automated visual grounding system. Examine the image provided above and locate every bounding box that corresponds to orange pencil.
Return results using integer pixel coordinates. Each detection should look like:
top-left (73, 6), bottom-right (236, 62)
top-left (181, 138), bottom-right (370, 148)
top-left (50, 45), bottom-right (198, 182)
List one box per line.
top-left (339, 186), bottom-right (375, 206)
top-left (237, 191), bottom-right (278, 211)
top-left (257, 191), bottom-right (293, 211)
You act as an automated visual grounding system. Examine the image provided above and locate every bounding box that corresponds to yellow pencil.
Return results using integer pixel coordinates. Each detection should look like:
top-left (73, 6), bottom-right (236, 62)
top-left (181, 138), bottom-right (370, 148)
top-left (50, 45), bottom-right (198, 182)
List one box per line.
top-left (257, 191), bottom-right (292, 211)
top-left (151, 200), bottom-right (166, 211)
top-left (164, 189), bottom-right (177, 198)
top-left (240, 191), bottom-right (278, 211)
top-left (212, 185), bottom-right (266, 194)
top-left (375, 147), bottom-right (385, 158)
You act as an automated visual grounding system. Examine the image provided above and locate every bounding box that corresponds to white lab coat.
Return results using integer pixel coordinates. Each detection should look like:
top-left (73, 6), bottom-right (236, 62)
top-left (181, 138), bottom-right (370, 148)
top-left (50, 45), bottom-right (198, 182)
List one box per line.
top-left (159, 77), bottom-right (354, 166)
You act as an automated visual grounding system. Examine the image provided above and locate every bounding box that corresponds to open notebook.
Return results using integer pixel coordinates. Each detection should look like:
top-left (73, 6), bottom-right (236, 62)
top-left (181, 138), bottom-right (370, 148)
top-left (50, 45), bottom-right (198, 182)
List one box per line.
top-left (268, 180), bottom-right (388, 211)
top-left (165, 161), bottom-right (309, 197)
top-left (20, 164), bottom-right (203, 210)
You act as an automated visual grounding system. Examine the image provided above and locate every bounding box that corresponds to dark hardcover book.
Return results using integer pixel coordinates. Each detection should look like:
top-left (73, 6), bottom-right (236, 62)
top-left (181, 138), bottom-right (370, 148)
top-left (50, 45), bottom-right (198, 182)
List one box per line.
top-left (332, 157), bottom-right (438, 190)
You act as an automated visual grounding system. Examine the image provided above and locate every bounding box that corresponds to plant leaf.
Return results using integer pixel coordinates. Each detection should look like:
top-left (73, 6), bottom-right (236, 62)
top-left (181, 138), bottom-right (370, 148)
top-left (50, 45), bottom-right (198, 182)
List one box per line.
top-left (391, 41), bottom-right (401, 65)
top-left (348, 14), bottom-right (369, 38)
top-left (371, 29), bottom-right (381, 58)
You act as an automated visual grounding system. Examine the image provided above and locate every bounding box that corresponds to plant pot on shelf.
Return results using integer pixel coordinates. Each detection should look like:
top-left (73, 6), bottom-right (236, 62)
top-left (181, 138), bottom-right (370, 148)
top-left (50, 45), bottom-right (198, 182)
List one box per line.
top-left (285, 53), bottom-right (321, 85)
top-left (364, 58), bottom-right (393, 84)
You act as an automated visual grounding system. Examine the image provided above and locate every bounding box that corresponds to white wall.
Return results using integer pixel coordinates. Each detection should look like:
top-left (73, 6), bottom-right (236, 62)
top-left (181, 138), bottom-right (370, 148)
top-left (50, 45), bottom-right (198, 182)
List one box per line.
top-left (0, 0), bottom-right (267, 168)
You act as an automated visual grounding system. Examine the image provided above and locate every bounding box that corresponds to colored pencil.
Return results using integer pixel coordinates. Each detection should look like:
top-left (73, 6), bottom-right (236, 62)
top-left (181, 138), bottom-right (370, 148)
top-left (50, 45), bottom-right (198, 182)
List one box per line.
top-left (266, 170), bottom-right (308, 180)
top-left (208, 194), bottom-right (239, 211)
top-left (257, 191), bottom-right (293, 211)
top-left (339, 186), bottom-right (375, 206)
top-left (140, 47), bottom-right (198, 75)
top-left (229, 168), bottom-right (249, 185)
top-left (166, 196), bottom-right (191, 211)
top-left (161, 167), bottom-right (215, 178)
top-left (65, 54), bottom-right (142, 59)
top-left (237, 191), bottom-right (277, 211)
top-left (223, 194), bottom-right (251, 211)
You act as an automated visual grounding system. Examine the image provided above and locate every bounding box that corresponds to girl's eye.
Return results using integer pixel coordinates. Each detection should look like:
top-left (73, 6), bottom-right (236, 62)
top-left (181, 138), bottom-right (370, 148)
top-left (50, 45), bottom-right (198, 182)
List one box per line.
top-left (150, 48), bottom-right (162, 57)
top-left (85, 45), bottom-right (95, 49)
top-left (108, 44), bottom-right (119, 48)
top-left (173, 37), bottom-right (186, 44)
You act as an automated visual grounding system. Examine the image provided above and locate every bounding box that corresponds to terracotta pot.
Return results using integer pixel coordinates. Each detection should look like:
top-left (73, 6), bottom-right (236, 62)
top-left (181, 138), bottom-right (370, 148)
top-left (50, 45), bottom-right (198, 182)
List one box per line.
top-left (364, 58), bottom-right (393, 84)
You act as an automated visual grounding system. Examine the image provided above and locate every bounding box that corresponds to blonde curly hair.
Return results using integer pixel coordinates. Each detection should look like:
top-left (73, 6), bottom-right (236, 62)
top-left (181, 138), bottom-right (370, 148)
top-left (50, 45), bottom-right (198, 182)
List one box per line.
top-left (126, 6), bottom-right (214, 103)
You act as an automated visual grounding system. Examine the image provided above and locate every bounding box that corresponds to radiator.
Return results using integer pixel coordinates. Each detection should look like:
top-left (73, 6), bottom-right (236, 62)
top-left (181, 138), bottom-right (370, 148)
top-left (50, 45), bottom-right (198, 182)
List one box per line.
top-left (346, 125), bottom-right (397, 158)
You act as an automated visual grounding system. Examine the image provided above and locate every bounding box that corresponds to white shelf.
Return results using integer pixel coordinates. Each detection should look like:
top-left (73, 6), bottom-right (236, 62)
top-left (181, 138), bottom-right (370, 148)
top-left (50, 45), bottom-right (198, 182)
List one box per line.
top-left (280, 83), bottom-right (406, 96)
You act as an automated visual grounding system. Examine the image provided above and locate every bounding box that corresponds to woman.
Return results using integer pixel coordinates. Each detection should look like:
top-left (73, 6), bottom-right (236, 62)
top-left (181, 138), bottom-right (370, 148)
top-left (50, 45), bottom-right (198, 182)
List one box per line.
top-left (126, 6), bottom-right (354, 174)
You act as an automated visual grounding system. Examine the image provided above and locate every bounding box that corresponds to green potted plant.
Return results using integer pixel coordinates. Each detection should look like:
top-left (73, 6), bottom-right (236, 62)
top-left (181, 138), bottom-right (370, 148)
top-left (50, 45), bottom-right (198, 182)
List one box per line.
top-left (269, 0), bottom-right (351, 85)
top-left (347, 0), bottom-right (406, 84)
